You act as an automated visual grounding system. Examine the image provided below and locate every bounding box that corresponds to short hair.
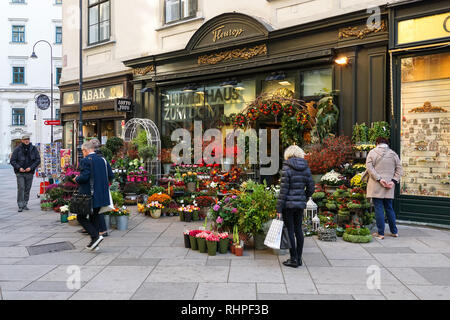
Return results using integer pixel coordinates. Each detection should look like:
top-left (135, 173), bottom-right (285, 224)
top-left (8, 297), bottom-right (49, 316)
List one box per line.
top-left (90, 138), bottom-right (101, 149)
top-left (284, 145), bottom-right (305, 160)
top-left (375, 137), bottom-right (390, 145)
top-left (81, 141), bottom-right (95, 151)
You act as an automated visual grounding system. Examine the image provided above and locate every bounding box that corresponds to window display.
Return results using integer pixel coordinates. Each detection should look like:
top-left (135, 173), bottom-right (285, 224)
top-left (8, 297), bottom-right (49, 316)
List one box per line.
top-left (400, 52), bottom-right (450, 198)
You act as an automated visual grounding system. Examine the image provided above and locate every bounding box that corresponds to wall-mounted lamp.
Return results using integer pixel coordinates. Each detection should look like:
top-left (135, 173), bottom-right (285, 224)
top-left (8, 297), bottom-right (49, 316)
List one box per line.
top-left (335, 56), bottom-right (349, 66)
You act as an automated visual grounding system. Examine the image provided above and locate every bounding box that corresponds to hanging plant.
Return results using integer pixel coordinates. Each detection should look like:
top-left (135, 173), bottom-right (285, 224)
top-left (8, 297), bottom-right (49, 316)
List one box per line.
top-left (270, 101), bottom-right (282, 116)
top-left (259, 102), bottom-right (271, 116)
top-left (246, 107), bottom-right (259, 122)
top-left (283, 103), bottom-right (296, 116)
top-left (296, 109), bottom-right (310, 127)
top-left (233, 114), bottom-right (246, 128)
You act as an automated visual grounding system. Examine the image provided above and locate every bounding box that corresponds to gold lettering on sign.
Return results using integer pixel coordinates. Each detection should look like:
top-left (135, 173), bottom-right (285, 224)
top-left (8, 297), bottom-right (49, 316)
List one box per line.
top-left (198, 44), bottom-right (267, 66)
top-left (212, 25), bottom-right (244, 43)
top-left (339, 20), bottom-right (386, 39)
top-left (132, 65), bottom-right (155, 76)
top-left (82, 106), bottom-right (99, 112)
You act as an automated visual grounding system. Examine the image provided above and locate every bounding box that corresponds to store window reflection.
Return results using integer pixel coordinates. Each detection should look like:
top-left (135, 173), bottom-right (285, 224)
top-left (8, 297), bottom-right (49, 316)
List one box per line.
top-left (301, 68), bottom-right (332, 98)
top-left (262, 72), bottom-right (297, 98)
top-left (64, 121), bottom-right (74, 151)
top-left (83, 121), bottom-right (98, 140)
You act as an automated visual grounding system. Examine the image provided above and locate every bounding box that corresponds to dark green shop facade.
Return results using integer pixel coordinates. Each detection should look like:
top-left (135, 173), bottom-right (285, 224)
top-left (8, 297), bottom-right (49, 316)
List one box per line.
top-left (124, 6), bottom-right (449, 226)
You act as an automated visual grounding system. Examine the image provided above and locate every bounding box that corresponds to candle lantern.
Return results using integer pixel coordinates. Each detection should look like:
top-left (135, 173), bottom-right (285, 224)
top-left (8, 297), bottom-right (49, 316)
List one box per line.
top-left (312, 214), bottom-right (320, 231)
top-left (304, 198), bottom-right (318, 225)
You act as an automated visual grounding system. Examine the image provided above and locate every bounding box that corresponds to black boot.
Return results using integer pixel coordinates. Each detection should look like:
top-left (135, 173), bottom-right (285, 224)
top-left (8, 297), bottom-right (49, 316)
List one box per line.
top-left (297, 258), bottom-right (303, 266)
top-left (282, 259), bottom-right (298, 268)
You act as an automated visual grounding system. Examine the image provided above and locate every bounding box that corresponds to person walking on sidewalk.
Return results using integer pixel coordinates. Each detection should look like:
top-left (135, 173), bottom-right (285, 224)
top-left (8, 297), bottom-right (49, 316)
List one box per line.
top-left (10, 135), bottom-right (41, 212)
top-left (366, 137), bottom-right (403, 240)
top-left (76, 141), bottom-right (114, 251)
top-left (276, 145), bottom-right (315, 268)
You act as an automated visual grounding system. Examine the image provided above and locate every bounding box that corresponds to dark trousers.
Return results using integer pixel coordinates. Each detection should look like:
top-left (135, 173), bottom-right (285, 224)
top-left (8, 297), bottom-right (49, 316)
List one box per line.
top-left (16, 173), bottom-right (34, 209)
top-left (98, 214), bottom-right (107, 232)
top-left (77, 207), bottom-right (101, 240)
top-left (283, 208), bottom-right (304, 263)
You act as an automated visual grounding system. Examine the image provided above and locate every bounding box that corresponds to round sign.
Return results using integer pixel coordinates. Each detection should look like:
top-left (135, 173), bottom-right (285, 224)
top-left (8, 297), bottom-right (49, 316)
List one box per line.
top-left (36, 94), bottom-right (50, 110)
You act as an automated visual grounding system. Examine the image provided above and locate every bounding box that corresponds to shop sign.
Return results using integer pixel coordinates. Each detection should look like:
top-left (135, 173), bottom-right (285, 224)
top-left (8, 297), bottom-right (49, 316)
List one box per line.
top-left (397, 11), bottom-right (450, 45)
top-left (212, 25), bottom-right (244, 43)
top-left (115, 98), bottom-right (133, 112)
top-left (164, 105), bottom-right (223, 121)
top-left (63, 84), bottom-right (124, 106)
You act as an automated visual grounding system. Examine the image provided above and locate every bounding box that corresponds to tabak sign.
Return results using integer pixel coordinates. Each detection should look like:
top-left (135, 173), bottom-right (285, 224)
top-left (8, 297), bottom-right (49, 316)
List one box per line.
top-left (63, 84), bottom-right (124, 106)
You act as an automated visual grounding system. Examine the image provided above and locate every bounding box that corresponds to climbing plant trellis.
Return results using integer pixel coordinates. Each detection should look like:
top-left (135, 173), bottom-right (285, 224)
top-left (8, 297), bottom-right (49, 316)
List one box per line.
top-left (122, 118), bottom-right (161, 183)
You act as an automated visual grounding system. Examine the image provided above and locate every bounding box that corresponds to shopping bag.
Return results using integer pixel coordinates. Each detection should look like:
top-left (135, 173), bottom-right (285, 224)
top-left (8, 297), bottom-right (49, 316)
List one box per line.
top-left (280, 226), bottom-right (292, 250)
top-left (264, 219), bottom-right (284, 250)
top-left (99, 158), bottom-right (115, 214)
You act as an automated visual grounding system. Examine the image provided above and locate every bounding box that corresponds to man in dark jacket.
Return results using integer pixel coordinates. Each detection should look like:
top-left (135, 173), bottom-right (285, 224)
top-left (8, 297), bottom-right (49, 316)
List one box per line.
top-left (276, 145), bottom-right (315, 268)
top-left (10, 135), bottom-right (41, 212)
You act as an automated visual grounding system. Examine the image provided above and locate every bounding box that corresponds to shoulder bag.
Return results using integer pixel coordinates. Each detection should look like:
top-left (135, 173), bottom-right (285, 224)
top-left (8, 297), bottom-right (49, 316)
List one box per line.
top-left (99, 158), bottom-right (115, 214)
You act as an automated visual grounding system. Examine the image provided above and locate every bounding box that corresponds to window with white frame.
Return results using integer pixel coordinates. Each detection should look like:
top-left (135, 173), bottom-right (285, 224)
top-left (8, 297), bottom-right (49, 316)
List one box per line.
top-left (165, 0), bottom-right (197, 24)
top-left (88, 0), bottom-right (110, 45)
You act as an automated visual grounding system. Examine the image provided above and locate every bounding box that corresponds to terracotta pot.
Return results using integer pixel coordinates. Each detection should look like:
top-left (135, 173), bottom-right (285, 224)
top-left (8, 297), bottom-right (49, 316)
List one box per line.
top-left (234, 246), bottom-right (243, 256)
top-left (230, 244), bottom-right (236, 254)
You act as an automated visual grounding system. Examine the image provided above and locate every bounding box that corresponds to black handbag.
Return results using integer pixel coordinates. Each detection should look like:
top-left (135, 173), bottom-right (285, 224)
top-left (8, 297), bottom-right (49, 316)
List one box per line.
top-left (280, 226), bottom-right (292, 250)
top-left (69, 159), bottom-right (94, 216)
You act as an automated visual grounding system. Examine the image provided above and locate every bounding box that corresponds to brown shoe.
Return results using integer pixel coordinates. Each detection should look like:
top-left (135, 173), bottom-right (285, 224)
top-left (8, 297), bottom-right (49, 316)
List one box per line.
top-left (390, 234), bottom-right (399, 238)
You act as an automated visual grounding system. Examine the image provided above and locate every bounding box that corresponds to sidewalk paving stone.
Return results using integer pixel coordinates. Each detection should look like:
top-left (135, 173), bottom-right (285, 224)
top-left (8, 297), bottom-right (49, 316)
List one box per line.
top-left (373, 253), bottom-right (450, 268)
top-left (0, 247), bottom-right (29, 258)
top-left (315, 284), bottom-right (382, 295)
top-left (257, 283), bottom-right (287, 294)
top-left (109, 258), bottom-right (161, 266)
top-left (17, 252), bottom-right (96, 266)
top-left (256, 293), bottom-right (353, 300)
top-left (329, 259), bottom-right (382, 267)
top-left (194, 283), bottom-right (256, 300)
top-left (378, 283), bottom-right (419, 300)
top-left (158, 258), bottom-right (206, 266)
top-left (1, 290), bottom-right (74, 300)
top-left (308, 267), bottom-right (400, 285)
top-left (70, 291), bottom-right (133, 300)
top-left (413, 268), bottom-right (450, 285)
top-left (229, 265), bottom-right (284, 283)
top-left (146, 266), bottom-right (229, 283)
top-left (132, 282), bottom-right (198, 300)
top-left (387, 268), bottom-right (432, 285)
top-left (408, 285), bottom-right (450, 300)
top-left (352, 294), bottom-right (386, 300)
top-left (22, 281), bottom-right (87, 292)
top-left (0, 281), bottom-right (32, 291)
top-left (37, 265), bottom-right (105, 282)
top-left (0, 265), bottom-right (57, 281)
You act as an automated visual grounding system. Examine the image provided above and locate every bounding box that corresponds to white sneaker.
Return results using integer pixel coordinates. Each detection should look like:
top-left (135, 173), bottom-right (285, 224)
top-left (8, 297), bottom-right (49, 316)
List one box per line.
top-left (87, 236), bottom-right (104, 251)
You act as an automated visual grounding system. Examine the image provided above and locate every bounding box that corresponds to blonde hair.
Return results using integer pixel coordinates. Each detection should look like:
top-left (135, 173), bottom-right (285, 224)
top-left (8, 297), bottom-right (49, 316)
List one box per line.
top-left (284, 145), bottom-right (305, 160)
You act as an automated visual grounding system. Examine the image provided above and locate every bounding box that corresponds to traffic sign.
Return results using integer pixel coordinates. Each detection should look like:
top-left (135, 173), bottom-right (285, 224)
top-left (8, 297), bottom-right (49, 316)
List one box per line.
top-left (44, 120), bottom-right (61, 126)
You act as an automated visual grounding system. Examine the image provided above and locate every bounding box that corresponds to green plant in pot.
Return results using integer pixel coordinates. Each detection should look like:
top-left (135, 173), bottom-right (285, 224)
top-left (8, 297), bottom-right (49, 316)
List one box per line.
top-left (206, 233), bottom-right (219, 256)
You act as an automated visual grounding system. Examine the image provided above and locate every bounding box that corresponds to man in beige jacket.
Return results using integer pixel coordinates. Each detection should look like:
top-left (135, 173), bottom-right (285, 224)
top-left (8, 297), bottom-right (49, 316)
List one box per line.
top-left (366, 137), bottom-right (403, 240)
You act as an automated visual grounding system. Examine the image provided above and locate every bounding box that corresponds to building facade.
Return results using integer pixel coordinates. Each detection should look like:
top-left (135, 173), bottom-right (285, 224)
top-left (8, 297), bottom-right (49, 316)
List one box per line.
top-left (0, 0), bottom-right (62, 168)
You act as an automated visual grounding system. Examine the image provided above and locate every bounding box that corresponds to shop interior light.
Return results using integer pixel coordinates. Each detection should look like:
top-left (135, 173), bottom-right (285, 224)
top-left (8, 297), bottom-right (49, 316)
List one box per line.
top-left (265, 72), bottom-right (286, 82)
top-left (235, 84), bottom-right (245, 91)
top-left (183, 84), bottom-right (197, 92)
top-left (220, 80), bottom-right (238, 88)
top-left (278, 81), bottom-right (291, 86)
top-left (335, 57), bottom-right (349, 65)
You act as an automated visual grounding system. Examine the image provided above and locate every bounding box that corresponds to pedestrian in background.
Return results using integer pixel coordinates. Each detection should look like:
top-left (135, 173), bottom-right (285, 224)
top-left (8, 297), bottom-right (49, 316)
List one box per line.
top-left (276, 145), bottom-right (315, 268)
top-left (76, 141), bottom-right (114, 251)
top-left (366, 137), bottom-right (403, 240)
top-left (10, 135), bottom-right (41, 212)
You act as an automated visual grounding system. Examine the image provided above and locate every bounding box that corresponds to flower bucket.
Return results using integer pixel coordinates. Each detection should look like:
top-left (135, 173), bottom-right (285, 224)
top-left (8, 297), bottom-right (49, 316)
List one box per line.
top-left (179, 211), bottom-right (185, 222)
top-left (60, 213), bottom-right (68, 223)
top-left (184, 212), bottom-right (193, 222)
top-left (104, 215), bottom-right (111, 230)
top-left (355, 151), bottom-right (361, 158)
top-left (230, 244), bottom-right (236, 254)
top-left (187, 182), bottom-right (196, 193)
top-left (199, 207), bottom-right (209, 219)
top-left (151, 209), bottom-right (162, 219)
top-left (253, 233), bottom-right (267, 250)
top-left (68, 219), bottom-right (79, 227)
top-left (234, 246), bottom-right (243, 256)
top-left (207, 241), bottom-right (218, 256)
top-left (219, 238), bottom-right (229, 254)
top-left (184, 234), bottom-right (191, 248)
top-left (197, 238), bottom-right (207, 253)
top-left (110, 215), bottom-right (117, 228)
top-left (189, 236), bottom-right (198, 250)
top-left (163, 163), bottom-right (171, 175)
top-left (361, 151), bottom-right (368, 158)
top-left (193, 210), bottom-right (199, 221)
top-left (116, 215), bottom-right (129, 231)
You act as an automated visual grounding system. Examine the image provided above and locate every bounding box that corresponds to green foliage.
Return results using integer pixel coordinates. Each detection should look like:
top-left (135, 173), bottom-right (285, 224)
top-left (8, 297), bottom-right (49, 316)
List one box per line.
top-left (352, 123), bottom-right (369, 144)
top-left (280, 114), bottom-right (304, 147)
top-left (100, 146), bottom-right (113, 162)
top-left (105, 137), bottom-right (124, 155)
top-left (345, 227), bottom-right (371, 236)
top-left (313, 91), bottom-right (340, 143)
top-left (132, 130), bottom-right (148, 149)
top-left (123, 182), bottom-right (140, 194)
top-left (312, 192), bottom-right (326, 201)
top-left (138, 145), bottom-right (157, 162)
top-left (237, 181), bottom-right (277, 236)
top-left (111, 191), bottom-right (124, 207)
top-left (148, 186), bottom-right (166, 196)
top-left (368, 121), bottom-right (390, 144)
top-left (47, 187), bottom-right (64, 201)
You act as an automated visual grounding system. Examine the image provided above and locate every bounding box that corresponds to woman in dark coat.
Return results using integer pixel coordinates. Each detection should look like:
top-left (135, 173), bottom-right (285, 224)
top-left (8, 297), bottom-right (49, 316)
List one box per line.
top-left (276, 146), bottom-right (315, 268)
top-left (76, 141), bottom-right (114, 251)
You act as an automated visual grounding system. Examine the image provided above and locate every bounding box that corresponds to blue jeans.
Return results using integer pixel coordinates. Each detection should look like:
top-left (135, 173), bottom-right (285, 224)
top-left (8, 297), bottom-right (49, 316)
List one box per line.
top-left (372, 198), bottom-right (398, 236)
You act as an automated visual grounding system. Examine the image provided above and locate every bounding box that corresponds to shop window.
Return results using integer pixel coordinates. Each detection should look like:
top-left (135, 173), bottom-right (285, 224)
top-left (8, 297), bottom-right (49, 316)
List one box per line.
top-left (262, 72), bottom-right (297, 99)
top-left (12, 108), bottom-right (25, 126)
top-left (165, 0), bottom-right (197, 24)
top-left (301, 68), bottom-right (332, 98)
top-left (101, 120), bottom-right (115, 144)
top-left (64, 121), bottom-right (74, 152)
top-left (83, 120), bottom-right (98, 140)
top-left (400, 52), bottom-right (450, 198)
top-left (88, 0), bottom-right (110, 45)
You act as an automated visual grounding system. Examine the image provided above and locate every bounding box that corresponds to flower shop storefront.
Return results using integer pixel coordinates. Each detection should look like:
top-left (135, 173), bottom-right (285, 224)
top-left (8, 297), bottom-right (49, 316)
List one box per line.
top-left (390, 1), bottom-right (450, 226)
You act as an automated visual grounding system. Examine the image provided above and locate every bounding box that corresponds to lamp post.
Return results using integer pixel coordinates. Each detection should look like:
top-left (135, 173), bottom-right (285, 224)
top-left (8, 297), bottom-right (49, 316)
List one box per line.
top-left (30, 40), bottom-right (54, 143)
top-left (77, 0), bottom-right (84, 166)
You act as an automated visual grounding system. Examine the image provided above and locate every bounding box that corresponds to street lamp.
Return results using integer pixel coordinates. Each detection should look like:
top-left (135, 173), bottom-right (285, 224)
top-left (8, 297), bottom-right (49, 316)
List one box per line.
top-left (30, 40), bottom-right (54, 144)
top-left (77, 0), bottom-right (84, 166)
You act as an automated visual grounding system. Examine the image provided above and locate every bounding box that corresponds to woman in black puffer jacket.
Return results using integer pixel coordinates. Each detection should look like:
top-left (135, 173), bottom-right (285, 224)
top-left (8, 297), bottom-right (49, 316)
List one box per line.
top-left (276, 145), bottom-right (315, 268)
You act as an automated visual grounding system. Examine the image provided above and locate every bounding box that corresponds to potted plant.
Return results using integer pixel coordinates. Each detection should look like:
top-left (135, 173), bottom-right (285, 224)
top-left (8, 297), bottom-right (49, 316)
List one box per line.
top-left (206, 233), bottom-right (219, 256)
top-left (231, 225), bottom-right (239, 254)
top-left (196, 231), bottom-right (210, 253)
top-left (320, 170), bottom-right (345, 193)
top-left (196, 195), bottom-right (215, 219)
top-left (183, 172), bottom-right (198, 193)
top-left (113, 206), bottom-right (130, 231)
top-left (189, 230), bottom-right (201, 250)
top-left (59, 205), bottom-right (70, 223)
top-left (146, 201), bottom-right (164, 219)
top-left (183, 230), bottom-right (191, 248)
top-left (41, 201), bottom-right (54, 212)
top-left (343, 225), bottom-right (372, 243)
top-left (68, 214), bottom-right (79, 227)
top-left (161, 148), bottom-right (173, 175)
top-left (218, 232), bottom-right (229, 254)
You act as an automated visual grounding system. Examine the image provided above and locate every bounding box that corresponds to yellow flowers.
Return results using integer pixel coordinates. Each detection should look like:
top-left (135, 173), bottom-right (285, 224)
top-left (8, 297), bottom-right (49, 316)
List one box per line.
top-left (138, 203), bottom-right (146, 213)
top-left (351, 173), bottom-right (366, 187)
top-left (68, 215), bottom-right (77, 221)
top-left (354, 144), bottom-right (376, 151)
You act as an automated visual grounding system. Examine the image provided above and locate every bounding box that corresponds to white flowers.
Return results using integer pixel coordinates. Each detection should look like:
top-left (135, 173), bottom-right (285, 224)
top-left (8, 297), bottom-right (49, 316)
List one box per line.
top-left (321, 170), bottom-right (343, 185)
top-left (60, 205), bottom-right (69, 213)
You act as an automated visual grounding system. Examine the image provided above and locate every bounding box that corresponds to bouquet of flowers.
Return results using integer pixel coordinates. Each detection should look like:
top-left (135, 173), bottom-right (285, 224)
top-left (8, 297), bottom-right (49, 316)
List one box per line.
top-left (113, 206), bottom-right (130, 216)
top-left (206, 233), bottom-right (220, 242)
top-left (146, 201), bottom-right (164, 213)
top-left (196, 231), bottom-right (212, 239)
top-left (196, 196), bottom-right (215, 208)
top-left (182, 172), bottom-right (198, 183)
top-left (148, 193), bottom-right (171, 206)
top-left (218, 232), bottom-right (229, 240)
top-left (321, 170), bottom-right (345, 186)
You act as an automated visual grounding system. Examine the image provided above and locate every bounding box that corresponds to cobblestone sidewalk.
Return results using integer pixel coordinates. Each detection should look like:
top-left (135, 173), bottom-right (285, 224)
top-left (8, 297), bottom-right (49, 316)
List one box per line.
top-left (1, 169), bottom-right (450, 300)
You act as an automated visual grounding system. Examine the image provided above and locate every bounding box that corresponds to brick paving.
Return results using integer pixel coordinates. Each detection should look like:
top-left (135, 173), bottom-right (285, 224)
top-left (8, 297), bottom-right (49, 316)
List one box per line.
top-left (1, 169), bottom-right (450, 300)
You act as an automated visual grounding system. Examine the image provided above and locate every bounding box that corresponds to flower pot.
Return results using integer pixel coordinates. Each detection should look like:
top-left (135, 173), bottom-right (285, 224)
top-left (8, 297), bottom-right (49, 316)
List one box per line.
top-left (193, 210), bottom-right (199, 221)
top-left (253, 233), bottom-right (267, 250)
top-left (187, 182), bottom-right (196, 193)
top-left (110, 215), bottom-right (117, 228)
top-left (234, 246), bottom-right (243, 256)
top-left (41, 206), bottom-right (53, 212)
top-left (207, 241), bottom-right (218, 256)
top-left (230, 244), bottom-right (236, 254)
top-left (189, 235), bottom-right (198, 250)
top-left (104, 215), bottom-right (111, 230)
top-left (163, 163), bottom-right (172, 175)
top-left (184, 211), bottom-right (193, 222)
top-left (311, 174), bottom-right (323, 184)
top-left (325, 185), bottom-right (338, 194)
top-left (116, 215), bottom-right (129, 231)
top-left (197, 238), bottom-right (207, 253)
top-left (68, 219), bottom-right (79, 227)
top-left (219, 238), bottom-right (229, 254)
top-left (151, 209), bottom-right (161, 219)
top-left (184, 234), bottom-right (191, 248)
top-left (60, 213), bottom-right (68, 223)
top-left (355, 151), bottom-right (361, 158)
top-left (179, 211), bottom-right (185, 222)
top-left (361, 151), bottom-right (368, 158)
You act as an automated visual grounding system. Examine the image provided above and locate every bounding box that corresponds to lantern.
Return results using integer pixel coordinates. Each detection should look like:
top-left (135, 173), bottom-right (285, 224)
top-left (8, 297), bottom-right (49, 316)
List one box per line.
top-left (304, 198), bottom-right (318, 225)
top-left (312, 214), bottom-right (320, 231)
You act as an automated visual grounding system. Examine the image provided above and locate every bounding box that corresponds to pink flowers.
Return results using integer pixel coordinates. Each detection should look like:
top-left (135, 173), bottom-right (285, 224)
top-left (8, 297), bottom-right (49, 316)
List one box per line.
top-left (232, 208), bottom-right (238, 214)
top-left (216, 217), bottom-right (224, 224)
top-left (218, 232), bottom-right (229, 240)
top-left (213, 204), bottom-right (221, 212)
top-left (206, 234), bottom-right (220, 242)
top-left (196, 231), bottom-right (212, 239)
top-left (189, 230), bottom-right (202, 237)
